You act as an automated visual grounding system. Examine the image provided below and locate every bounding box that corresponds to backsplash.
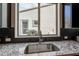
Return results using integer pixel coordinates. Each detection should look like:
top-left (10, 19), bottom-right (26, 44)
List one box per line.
top-left (0, 28), bottom-right (79, 43)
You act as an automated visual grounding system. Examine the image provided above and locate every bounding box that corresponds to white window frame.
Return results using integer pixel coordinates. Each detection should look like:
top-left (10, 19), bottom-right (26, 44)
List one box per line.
top-left (15, 3), bottom-right (60, 38)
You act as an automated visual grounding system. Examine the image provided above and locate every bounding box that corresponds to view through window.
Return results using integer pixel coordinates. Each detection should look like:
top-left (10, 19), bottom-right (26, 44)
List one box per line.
top-left (40, 3), bottom-right (57, 35)
top-left (19, 3), bottom-right (38, 36)
top-left (64, 4), bottom-right (72, 28)
top-left (16, 3), bottom-right (59, 37)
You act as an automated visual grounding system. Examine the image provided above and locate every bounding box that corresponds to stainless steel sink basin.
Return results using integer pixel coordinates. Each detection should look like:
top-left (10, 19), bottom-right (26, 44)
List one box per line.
top-left (24, 43), bottom-right (60, 54)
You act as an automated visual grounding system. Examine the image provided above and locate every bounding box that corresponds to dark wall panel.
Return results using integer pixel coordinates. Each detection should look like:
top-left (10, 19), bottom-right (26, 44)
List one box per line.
top-left (0, 4), bottom-right (2, 27)
top-left (7, 3), bottom-right (11, 28)
top-left (72, 4), bottom-right (79, 28)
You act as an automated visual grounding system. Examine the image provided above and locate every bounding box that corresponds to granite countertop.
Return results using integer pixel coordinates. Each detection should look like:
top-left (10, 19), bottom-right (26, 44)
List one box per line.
top-left (0, 40), bottom-right (79, 56)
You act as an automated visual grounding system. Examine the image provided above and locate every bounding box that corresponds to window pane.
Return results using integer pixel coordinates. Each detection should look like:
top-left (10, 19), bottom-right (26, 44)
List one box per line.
top-left (32, 20), bottom-right (38, 27)
top-left (0, 3), bottom-right (7, 28)
top-left (19, 3), bottom-right (38, 11)
top-left (40, 3), bottom-right (57, 35)
top-left (40, 3), bottom-right (50, 6)
top-left (19, 3), bottom-right (38, 36)
top-left (22, 20), bottom-right (28, 28)
top-left (22, 20), bottom-right (28, 34)
top-left (23, 29), bottom-right (28, 34)
top-left (64, 4), bottom-right (72, 28)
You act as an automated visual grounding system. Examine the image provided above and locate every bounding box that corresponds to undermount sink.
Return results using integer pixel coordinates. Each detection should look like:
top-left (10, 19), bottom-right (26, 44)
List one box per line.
top-left (24, 43), bottom-right (60, 54)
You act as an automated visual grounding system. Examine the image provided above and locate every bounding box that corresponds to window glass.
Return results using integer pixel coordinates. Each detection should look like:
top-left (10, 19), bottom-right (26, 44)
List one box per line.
top-left (40, 4), bottom-right (57, 35)
top-left (22, 20), bottom-right (28, 34)
top-left (32, 20), bottom-right (38, 27)
top-left (19, 3), bottom-right (38, 36)
top-left (16, 3), bottom-right (59, 37)
top-left (64, 4), bottom-right (72, 28)
top-left (19, 3), bottom-right (38, 11)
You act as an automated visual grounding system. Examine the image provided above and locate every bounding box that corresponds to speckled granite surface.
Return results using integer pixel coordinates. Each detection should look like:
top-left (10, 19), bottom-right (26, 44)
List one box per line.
top-left (0, 40), bottom-right (79, 56)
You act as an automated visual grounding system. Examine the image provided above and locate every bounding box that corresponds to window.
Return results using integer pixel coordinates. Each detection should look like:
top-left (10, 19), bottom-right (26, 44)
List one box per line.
top-left (0, 3), bottom-right (7, 28)
top-left (17, 3), bottom-right (38, 37)
top-left (40, 3), bottom-right (57, 35)
top-left (15, 3), bottom-right (60, 38)
top-left (64, 4), bottom-right (72, 28)
top-left (22, 20), bottom-right (28, 34)
top-left (32, 20), bottom-right (38, 27)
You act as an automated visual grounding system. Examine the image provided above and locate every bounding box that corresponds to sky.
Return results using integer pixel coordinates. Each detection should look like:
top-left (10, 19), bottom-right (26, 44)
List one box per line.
top-left (19, 3), bottom-right (38, 11)
top-left (65, 5), bottom-right (71, 19)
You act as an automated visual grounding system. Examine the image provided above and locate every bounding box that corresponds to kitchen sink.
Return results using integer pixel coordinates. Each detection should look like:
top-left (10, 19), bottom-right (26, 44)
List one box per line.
top-left (24, 43), bottom-right (60, 54)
